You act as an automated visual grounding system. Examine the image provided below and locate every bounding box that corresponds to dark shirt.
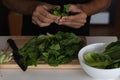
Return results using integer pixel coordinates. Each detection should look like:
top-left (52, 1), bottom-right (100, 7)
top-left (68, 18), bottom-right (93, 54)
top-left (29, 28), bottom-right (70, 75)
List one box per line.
top-left (22, 0), bottom-right (91, 36)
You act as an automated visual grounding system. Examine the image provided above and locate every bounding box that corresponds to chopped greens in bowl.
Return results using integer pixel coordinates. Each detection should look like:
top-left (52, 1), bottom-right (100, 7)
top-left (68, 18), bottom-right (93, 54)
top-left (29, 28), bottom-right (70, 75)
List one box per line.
top-left (78, 41), bottom-right (120, 80)
top-left (84, 40), bottom-right (120, 69)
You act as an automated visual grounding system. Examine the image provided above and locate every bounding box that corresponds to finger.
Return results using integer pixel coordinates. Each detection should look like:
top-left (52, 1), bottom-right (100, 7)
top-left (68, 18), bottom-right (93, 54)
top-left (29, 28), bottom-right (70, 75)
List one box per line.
top-left (39, 6), bottom-right (58, 20)
top-left (60, 13), bottom-right (87, 23)
top-left (38, 13), bottom-right (55, 23)
top-left (59, 21), bottom-right (85, 28)
top-left (33, 9), bottom-right (57, 23)
top-left (32, 19), bottom-right (37, 25)
top-left (34, 5), bottom-right (58, 21)
top-left (40, 11), bottom-right (58, 20)
top-left (59, 16), bottom-right (86, 24)
top-left (32, 16), bottom-right (51, 27)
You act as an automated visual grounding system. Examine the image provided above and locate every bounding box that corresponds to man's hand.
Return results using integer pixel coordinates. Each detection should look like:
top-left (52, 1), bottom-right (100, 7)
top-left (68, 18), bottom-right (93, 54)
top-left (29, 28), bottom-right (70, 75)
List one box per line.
top-left (32, 3), bottom-right (59, 27)
top-left (58, 4), bottom-right (87, 29)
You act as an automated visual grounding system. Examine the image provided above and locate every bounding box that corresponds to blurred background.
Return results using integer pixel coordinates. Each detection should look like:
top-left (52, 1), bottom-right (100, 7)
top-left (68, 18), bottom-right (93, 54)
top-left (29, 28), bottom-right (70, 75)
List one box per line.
top-left (0, 0), bottom-right (120, 37)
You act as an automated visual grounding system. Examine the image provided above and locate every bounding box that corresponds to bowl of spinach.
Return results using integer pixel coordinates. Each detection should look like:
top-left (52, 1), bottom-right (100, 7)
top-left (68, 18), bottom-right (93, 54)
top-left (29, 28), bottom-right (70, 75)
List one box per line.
top-left (78, 41), bottom-right (120, 80)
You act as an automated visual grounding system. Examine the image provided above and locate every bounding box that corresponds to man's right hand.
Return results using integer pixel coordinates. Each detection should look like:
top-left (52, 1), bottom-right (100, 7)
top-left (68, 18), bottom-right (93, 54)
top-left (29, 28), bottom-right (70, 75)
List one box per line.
top-left (32, 3), bottom-right (59, 27)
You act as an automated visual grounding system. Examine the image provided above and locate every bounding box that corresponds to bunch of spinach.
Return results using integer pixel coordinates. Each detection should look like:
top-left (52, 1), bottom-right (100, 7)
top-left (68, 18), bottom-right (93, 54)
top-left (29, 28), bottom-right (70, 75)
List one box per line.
top-left (19, 31), bottom-right (85, 67)
top-left (84, 40), bottom-right (120, 69)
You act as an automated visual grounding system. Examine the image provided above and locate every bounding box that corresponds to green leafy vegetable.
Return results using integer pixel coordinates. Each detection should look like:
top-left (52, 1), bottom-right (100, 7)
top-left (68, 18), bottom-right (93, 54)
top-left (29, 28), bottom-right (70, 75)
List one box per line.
top-left (51, 4), bottom-right (70, 17)
top-left (84, 40), bottom-right (120, 69)
top-left (18, 31), bottom-right (85, 67)
top-left (0, 51), bottom-right (12, 64)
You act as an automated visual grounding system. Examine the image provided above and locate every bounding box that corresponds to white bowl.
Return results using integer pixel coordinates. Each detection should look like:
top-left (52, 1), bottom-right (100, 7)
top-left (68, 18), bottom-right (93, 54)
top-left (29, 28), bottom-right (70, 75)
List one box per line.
top-left (78, 43), bottom-right (120, 80)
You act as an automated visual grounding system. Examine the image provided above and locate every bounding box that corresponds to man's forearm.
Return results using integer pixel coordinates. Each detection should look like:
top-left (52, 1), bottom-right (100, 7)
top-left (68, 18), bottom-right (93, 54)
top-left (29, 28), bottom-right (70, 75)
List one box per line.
top-left (2, 0), bottom-right (43, 15)
top-left (78, 0), bottom-right (111, 16)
